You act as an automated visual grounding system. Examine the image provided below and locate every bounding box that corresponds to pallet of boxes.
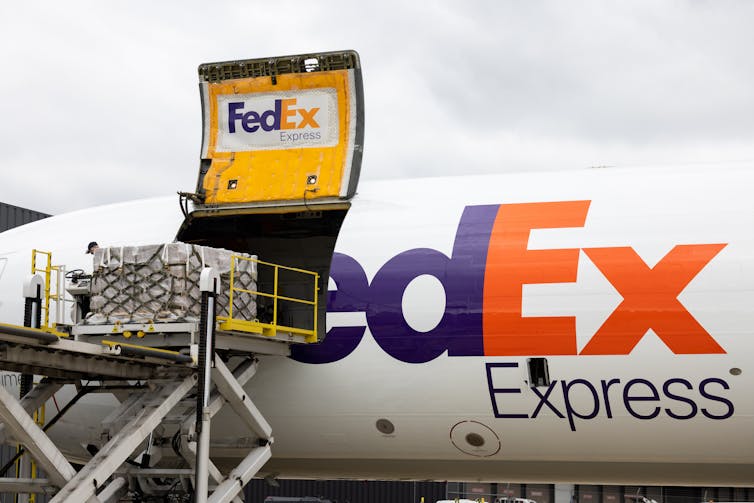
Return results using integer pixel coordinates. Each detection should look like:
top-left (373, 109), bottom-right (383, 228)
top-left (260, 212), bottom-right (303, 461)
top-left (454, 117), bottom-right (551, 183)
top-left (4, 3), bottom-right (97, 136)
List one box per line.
top-left (85, 243), bottom-right (257, 325)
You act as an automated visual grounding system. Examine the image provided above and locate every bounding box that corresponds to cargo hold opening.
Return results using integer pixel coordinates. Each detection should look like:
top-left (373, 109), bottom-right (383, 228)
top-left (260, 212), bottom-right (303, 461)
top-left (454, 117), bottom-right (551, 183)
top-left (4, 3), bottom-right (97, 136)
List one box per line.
top-left (176, 208), bottom-right (348, 343)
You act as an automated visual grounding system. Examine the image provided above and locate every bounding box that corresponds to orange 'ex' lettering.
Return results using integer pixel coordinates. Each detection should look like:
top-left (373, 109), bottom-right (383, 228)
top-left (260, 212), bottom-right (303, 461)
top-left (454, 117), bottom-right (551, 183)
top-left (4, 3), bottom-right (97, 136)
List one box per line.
top-left (581, 245), bottom-right (726, 354)
top-left (482, 201), bottom-right (726, 356)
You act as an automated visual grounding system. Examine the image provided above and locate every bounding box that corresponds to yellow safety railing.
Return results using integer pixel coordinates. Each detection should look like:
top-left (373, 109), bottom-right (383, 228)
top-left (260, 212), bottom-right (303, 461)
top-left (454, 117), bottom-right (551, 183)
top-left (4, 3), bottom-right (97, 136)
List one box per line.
top-left (30, 250), bottom-right (54, 328)
top-left (218, 255), bottom-right (319, 343)
top-left (31, 249), bottom-right (72, 334)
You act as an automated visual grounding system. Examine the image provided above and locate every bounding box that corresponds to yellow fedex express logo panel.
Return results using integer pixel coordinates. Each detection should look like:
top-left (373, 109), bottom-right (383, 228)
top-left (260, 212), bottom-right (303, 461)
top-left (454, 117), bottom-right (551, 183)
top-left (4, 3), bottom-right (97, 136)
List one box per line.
top-left (200, 67), bottom-right (360, 205)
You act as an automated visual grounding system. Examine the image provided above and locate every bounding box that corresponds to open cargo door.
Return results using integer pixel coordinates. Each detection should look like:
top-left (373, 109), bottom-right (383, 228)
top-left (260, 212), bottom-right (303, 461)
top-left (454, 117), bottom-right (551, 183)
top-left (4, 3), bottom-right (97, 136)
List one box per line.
top-left (194, 50), bottom-right (363, 206)
top-left (177, 50), bottom-right (364, 344)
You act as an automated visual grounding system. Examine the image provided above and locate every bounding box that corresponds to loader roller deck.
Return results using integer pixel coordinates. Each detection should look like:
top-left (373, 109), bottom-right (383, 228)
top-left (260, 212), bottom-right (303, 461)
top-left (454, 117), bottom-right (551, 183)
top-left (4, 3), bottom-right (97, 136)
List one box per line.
top-left (0, 319), bottom-right (301, 381)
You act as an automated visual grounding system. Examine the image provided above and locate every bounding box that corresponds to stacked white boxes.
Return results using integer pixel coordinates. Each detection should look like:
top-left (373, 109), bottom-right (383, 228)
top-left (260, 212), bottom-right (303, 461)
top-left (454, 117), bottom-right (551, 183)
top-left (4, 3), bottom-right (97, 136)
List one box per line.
top-left (85, 243), bottom-right (257, 325)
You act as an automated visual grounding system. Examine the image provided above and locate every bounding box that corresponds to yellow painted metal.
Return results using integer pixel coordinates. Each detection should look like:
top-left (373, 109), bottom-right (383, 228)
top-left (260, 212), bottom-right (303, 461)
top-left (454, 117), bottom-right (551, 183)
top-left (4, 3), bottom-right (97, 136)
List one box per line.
top-left (275, 294), bottom-right (316, 305)
top-left (249, 257), bottom-right (318, 275)
top-left (272, 265), bottom-right (279, 330)
top-left (0, 322), bottom-right (59, 341)
top-left (49, 265), bottom-right (64, 308)
top-left (217, 318), bottom-right (315, 338)
top-left (29, 462), bottom-right (37, 502)
top-left (13, 444), bottom-right (20, 487)
top-left (222, 255), bottom-right (319, 343)
top-left (29, 250), bottom-right (72, 335)
top-left (0, 322), bottom-right (67, 340)
top-left (30, 249), bottom-right (53, 328)
top-left (28, 403), bottom-right (45, 503)
top-left (228, 255), bottom-right (236, 321)
top-left (202, 70), bottom-right (355, 205)
top-left (217, 317), bottom-right (265, 335)
top-left (313, 273), bottom-right (319, 342)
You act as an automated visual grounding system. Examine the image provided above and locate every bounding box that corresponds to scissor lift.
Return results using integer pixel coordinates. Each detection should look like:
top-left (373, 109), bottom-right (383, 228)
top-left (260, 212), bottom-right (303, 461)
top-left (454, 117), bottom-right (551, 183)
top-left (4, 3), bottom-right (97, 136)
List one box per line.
top-left (0, 262), bottom-right (290, 503)
top-left (0, 49), bottom-right (364, 502)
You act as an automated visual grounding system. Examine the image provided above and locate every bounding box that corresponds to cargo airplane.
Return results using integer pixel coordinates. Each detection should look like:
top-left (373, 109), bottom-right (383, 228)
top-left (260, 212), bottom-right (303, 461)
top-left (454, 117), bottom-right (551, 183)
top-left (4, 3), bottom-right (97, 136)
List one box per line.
top-left (0, 164), bottom-right (751, 486)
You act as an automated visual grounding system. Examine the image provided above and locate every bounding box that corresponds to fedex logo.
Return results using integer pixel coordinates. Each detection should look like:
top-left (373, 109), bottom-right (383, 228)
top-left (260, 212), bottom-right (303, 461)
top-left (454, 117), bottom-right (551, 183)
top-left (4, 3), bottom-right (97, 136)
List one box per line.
top-left (227, 98), bottom-right (319, 133)
top-left (215, 89), bottom-right (337, 151)
top-left (486, 362), bottom-right (733, 431)
top-left (292, 201), bottom-right (727, 365)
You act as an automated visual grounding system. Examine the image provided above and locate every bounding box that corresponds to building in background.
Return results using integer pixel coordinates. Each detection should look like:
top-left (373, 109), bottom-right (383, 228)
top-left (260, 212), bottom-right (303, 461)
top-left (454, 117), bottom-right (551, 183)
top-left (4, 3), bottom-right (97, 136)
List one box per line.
top-left (0, 202), bottom-right (50, 233)
top-left (246, 480), bottom-right (754, 503)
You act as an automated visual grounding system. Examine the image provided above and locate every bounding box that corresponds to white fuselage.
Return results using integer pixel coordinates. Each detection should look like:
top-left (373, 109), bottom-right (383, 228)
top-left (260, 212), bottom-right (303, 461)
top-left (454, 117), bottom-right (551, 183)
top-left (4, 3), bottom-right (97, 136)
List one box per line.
top-left (0, 165), bottom-right (751, 486)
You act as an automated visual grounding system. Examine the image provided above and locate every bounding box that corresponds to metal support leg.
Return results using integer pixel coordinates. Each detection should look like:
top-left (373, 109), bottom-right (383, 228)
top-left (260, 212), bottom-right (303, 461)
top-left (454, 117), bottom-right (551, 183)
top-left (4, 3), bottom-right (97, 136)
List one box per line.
top-left (95, 476), bottom-right (128, 503)
top-left (0, 384), bottom-right (75, 487)
top-left (0, 379), bottom-right (62, 445)
top-left (0, 478), bottom-right (52, 494)
top-left (211, 357), bottom-right (272, 441)
top-left (195, 409), bottom-right (212, 501)
top-left (207, 444), bottom-right (272, 503)
top-left (176, 441), bottom-right (243, 503)
top-left (49, 375), bottom-right (196, 503)
top-left (177, 361), bottom-right (256, 503)
top-left (195, 356), bottom-right (272, 502)
top-left (99, 388), bottom-right (149, 439)
top-left (181, 358), bottom-right (257, 436)
top-left (196, 268), bottom-right (220, 503)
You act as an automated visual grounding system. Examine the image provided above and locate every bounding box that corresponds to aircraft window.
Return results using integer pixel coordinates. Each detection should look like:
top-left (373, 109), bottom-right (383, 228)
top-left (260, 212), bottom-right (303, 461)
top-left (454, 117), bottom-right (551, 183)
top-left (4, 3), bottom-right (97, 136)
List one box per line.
top-left (465, 432), bottom-right (485, 447)
top-left (375, 418), bottom-right (395, 435)
top-left (527, 357), bottom-right (550, 387)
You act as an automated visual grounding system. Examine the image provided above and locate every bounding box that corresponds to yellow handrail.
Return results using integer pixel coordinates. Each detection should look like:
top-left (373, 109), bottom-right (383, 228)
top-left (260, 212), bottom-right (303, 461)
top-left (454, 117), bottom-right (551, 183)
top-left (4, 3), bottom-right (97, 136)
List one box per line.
top-left (223, 255), bottom-right (319, 343)
top-left (273, 264), bottom-right (279, 328)
top-left (31, 249), bottom-right (53, 328)
top-left (313, 273), bottom-right (319, 338)
top-left (29, 250), bottom-right (73, 334)
top-left (228, 254), bottom-right (236, 321)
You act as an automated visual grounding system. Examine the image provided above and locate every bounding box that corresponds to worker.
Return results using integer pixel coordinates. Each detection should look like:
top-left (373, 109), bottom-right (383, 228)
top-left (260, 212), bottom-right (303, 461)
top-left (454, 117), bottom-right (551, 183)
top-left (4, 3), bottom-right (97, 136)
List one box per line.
top-left (86, 241), bottom-right (99, 254)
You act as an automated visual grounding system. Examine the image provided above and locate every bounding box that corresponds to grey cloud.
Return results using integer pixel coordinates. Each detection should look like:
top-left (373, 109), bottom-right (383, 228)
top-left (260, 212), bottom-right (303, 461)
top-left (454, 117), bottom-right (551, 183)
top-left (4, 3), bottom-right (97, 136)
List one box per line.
top-left (1, 0), bottom-right (754, 213)
top-left (415, 2), bottom-right (754, 143)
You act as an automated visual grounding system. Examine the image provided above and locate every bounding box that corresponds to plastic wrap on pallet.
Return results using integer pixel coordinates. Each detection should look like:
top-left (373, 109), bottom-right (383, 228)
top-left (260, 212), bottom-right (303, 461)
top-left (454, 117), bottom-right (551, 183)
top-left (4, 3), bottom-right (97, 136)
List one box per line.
top-left (85, 243), bottom-right (257, 324)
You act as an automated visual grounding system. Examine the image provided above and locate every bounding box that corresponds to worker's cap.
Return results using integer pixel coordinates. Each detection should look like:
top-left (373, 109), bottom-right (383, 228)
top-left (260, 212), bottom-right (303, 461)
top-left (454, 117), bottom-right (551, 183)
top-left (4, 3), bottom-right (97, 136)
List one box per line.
top-left (86, 241), bottom-right (99, 254)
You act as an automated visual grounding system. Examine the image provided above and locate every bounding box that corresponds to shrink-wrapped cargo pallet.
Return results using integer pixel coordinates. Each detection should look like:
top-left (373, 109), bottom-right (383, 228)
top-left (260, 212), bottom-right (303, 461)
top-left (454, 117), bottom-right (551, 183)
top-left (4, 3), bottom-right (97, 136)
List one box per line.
top-left (85, 243), bottom-right (257, 324)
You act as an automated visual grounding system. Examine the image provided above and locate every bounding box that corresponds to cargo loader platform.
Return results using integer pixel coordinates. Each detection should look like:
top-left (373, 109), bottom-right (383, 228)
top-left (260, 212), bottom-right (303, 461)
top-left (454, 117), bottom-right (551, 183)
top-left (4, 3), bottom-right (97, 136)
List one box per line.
top-left (0, 322), bottom-right (193, 381)
top-left (0, 246), bottom-right (321, 502)
top-left (0, 262), bottom-right (281, 503)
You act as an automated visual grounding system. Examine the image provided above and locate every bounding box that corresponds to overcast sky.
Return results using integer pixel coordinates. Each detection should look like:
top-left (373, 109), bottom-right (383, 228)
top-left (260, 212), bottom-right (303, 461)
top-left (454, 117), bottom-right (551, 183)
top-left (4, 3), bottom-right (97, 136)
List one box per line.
top-left (1, 1), bottom-right (753, 214)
